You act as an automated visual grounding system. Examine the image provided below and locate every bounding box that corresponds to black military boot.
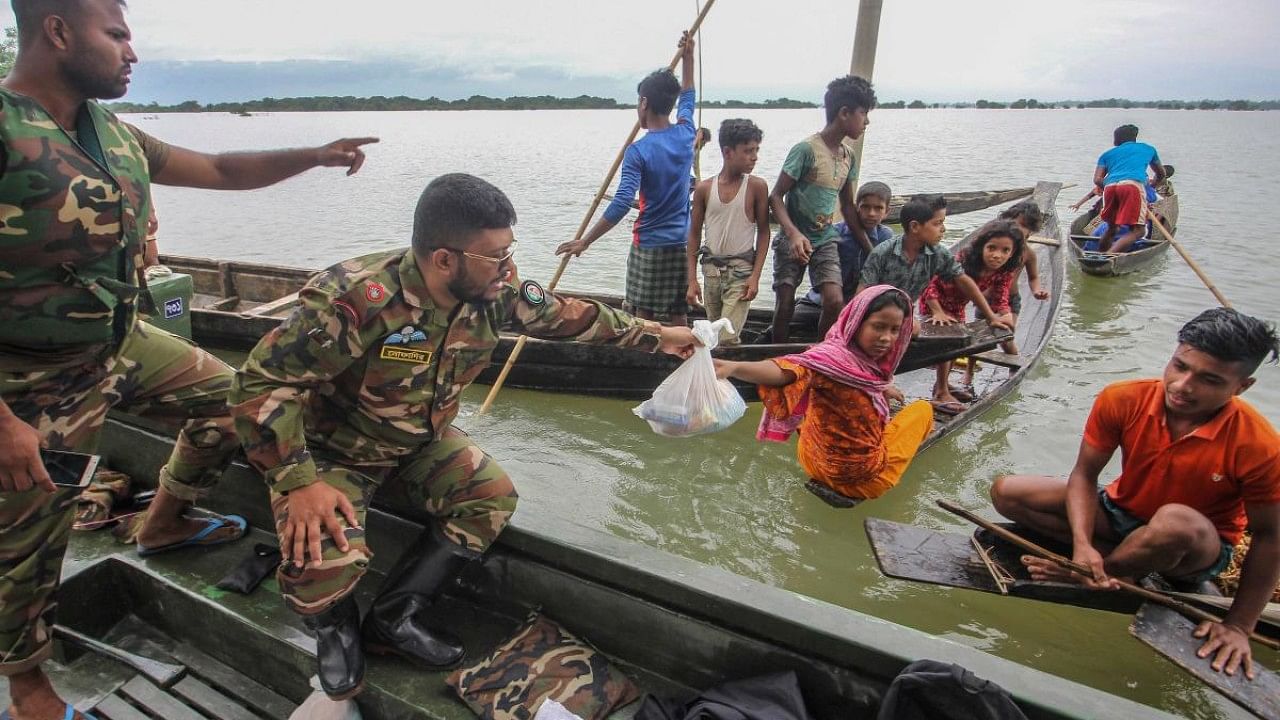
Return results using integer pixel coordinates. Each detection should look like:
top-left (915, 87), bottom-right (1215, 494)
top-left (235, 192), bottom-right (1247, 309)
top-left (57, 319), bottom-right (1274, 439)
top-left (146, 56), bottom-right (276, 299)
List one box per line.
top-left (362, 523), bottom-right (479, 667)
top-left (303, 594), bottom-right (365, 700)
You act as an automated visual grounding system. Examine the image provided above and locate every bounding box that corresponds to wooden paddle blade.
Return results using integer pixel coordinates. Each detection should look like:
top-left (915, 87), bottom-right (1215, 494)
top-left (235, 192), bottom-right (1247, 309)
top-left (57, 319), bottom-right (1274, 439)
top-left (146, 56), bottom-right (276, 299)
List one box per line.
top-left (1130, 603), bottom-right (1280, 720)
top-left (864, 519), bottom-right (1002, 592)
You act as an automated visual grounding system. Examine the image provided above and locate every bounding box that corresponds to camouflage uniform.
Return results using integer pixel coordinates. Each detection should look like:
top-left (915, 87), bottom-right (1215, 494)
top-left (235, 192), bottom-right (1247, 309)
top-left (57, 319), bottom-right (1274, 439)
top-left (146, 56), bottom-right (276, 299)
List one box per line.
top-left (230, 249), bottom-right (662, 614)
top-left (0, 90), bottom-right (240, 675)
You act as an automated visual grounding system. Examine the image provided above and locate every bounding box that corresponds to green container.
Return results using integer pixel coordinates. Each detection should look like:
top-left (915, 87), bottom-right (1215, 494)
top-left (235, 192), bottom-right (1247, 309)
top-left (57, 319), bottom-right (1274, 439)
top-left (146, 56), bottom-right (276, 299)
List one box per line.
top-left (142, 269), bottom-right (194, 339)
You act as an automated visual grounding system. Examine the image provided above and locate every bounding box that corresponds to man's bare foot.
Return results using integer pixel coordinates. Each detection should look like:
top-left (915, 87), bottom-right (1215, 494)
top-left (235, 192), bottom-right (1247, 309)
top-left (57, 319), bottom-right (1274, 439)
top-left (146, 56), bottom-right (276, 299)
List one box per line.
top-left (9, 666), bottom-right (74, 720)
top-left (1022, 555), bottom-right (1080, 582)
top-left (134, 488), bottom-right (242, 550)
top-left (1022, 556), bottom-right (1126, 588)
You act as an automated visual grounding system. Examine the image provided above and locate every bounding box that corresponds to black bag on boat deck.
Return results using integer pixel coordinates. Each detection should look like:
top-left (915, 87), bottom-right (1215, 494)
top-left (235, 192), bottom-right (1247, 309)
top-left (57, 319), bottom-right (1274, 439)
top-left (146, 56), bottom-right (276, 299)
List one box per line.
top-left (635, 671), bottom-right (813, 720)
top-left (216, 543), bottom-right (283, 595)
top-left (875, 660), bottom-right (1028, 720)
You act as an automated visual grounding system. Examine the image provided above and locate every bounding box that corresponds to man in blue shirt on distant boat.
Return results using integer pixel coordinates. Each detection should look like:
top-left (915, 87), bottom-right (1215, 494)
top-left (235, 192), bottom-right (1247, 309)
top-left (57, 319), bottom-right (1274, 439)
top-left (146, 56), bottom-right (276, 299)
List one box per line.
top-left (557, 32), bottom-right (697, 327)
top-left (1071, 124), bottom-right (1165, 253)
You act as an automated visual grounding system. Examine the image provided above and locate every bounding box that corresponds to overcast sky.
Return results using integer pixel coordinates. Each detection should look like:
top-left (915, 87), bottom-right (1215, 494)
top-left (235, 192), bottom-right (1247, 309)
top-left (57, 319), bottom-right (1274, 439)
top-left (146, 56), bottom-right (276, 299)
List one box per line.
top-left (5, 0), bottom-right (1278, 103)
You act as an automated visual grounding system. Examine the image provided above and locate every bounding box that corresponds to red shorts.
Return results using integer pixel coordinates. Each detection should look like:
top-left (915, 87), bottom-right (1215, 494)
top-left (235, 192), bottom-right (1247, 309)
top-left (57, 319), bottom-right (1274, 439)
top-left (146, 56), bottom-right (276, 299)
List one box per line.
top-left (1100, 182), bottom-right (1148, 227)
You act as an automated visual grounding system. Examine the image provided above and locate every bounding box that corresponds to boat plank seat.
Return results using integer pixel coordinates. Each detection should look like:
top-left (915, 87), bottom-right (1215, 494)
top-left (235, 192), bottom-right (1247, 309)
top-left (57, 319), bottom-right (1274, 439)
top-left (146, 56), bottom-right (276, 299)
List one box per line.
top-left (970, 350), bottom-right (1025, 370)
top-left (242, 291), bottom-right (300, 318)
top-left (94, 694), bottom-right (152, 720)
top-left (117, 676), bottom-right (207, 720)
top-left (164, 643), bottom-right (298, 719)
top-left (172, 676), bottom-right (264, 720)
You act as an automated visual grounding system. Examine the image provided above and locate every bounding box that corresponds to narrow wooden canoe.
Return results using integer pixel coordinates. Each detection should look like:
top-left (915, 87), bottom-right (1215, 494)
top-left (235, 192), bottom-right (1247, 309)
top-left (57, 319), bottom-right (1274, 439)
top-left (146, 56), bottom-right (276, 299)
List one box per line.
top-left (1067, 186), bottom-right (1180, 277)
top-left (157, 181), bottom-right (1063, 438)
top-left (864, 517), bottom-right (1280, 719)
top-left (158, 253), bottom-right (1004, 401)
top-left (911, 180), bottom-right (1066, 450)
top-left (24, 412), bottom-right (1179, 720)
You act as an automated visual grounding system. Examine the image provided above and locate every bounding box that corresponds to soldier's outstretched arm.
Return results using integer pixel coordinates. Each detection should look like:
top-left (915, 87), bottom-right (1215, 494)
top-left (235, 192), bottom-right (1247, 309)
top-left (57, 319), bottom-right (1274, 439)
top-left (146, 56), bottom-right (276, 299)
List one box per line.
top-left (505, 281), bottom-right (696, 357)
top-left (153, 137), bottom-right (379, 190)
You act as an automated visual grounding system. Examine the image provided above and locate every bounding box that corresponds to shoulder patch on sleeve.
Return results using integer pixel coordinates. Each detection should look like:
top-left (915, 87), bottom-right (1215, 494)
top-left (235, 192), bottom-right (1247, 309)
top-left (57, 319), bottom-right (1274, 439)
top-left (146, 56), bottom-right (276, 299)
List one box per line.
top-left (520, 280), bottom-right (546, 306)
top-left (332, 300), bottom-right (360, 324)
top-left (365, 281), bottom-right (387, 302)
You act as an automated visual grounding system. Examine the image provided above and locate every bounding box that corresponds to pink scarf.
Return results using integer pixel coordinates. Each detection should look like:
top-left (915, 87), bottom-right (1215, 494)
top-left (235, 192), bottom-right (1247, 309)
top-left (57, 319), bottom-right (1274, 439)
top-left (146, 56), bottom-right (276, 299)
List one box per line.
top-left (757, 285), bottom-right (913, 442)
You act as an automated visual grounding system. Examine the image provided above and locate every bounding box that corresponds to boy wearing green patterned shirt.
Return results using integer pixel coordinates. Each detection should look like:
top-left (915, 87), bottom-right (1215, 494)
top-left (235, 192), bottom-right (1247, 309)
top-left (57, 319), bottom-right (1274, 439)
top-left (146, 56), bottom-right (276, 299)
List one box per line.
top-left (769, 75), bottom-right (877, 342)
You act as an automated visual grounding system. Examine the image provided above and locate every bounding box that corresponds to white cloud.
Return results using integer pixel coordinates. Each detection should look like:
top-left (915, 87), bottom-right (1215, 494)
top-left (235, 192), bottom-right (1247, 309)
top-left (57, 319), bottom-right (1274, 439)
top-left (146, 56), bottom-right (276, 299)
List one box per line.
top-left (2, 0), bottom-right (1276, 99)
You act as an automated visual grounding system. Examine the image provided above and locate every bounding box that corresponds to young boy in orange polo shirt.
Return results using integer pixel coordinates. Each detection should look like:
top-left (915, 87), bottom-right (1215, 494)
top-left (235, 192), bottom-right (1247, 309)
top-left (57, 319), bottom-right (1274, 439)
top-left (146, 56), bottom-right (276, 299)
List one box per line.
top-left (991, 307), bottom-right (1280, 680)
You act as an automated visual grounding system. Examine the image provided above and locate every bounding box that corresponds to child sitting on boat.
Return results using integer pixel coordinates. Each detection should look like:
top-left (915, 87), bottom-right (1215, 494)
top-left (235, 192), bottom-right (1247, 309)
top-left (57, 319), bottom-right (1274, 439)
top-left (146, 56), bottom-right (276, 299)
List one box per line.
top-left (714, 286), bottom-right (934, 507)
top-left (996, 201), bottom-right (1051, 354)
top-left (855, 195), bottom-right (1012, 335)
top-left (686, 119), bottom-right (770, 345)
top-left (920, 220), bottom-right (1024, 414)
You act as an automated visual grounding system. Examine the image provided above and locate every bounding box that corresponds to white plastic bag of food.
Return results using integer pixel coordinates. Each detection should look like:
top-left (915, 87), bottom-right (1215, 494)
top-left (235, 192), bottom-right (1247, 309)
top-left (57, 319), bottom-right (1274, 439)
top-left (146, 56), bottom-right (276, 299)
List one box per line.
top-left (289, 676), bottom-right (363, 720)
top-left (633, 318), bottom-right (746, 437)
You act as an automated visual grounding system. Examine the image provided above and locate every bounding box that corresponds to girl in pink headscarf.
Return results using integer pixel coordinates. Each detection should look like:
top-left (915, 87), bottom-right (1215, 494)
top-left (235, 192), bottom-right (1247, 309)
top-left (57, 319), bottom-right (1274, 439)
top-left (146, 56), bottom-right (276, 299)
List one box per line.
top-left (714, 285), bottom-right (935, 506)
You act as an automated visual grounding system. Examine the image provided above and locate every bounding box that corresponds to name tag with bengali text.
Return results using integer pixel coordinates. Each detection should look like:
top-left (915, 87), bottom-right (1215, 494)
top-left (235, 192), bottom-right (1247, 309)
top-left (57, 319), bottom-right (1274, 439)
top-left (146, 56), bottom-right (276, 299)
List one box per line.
top-left (379, 346), bottom-right (433, 364)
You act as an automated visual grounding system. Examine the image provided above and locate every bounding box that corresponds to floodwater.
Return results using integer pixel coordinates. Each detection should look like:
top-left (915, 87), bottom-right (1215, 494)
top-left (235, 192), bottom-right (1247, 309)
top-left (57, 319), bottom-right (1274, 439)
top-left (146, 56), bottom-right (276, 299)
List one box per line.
top-left (140, 107), bottom-right (1279, 717)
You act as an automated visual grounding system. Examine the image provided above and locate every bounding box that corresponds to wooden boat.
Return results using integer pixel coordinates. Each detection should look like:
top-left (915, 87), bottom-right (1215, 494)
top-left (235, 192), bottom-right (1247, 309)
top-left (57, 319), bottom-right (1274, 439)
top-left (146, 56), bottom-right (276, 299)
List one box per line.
top-left (1067, 184), bottom-right (1180, 277)
top-left (905, 181), bottom-right (1067, 449)
top-left (156, 182), bottom-right (1061, 406)
top-left (607, 185), bottom-right (1035, 225)
top-left (18, 412), bottom-right (1180, 719)
top-left (161, 252), bottom-right (1006, 401)
top-left (864, 518), bottom-right (1280, 719)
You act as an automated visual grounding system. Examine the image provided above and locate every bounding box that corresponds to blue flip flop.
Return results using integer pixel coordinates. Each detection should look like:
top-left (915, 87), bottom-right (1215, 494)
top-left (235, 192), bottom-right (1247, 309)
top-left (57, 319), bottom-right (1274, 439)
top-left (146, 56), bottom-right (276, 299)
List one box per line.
top-left (137, 514), bottom-right (248, 557)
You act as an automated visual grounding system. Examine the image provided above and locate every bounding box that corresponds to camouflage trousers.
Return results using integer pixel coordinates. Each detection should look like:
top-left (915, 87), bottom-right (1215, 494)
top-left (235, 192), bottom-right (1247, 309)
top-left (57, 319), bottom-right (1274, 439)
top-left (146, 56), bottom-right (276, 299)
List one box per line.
top-left (0, 322), bottom-right (239, 675)
top-left (271, 427), bottom-right (518, 615)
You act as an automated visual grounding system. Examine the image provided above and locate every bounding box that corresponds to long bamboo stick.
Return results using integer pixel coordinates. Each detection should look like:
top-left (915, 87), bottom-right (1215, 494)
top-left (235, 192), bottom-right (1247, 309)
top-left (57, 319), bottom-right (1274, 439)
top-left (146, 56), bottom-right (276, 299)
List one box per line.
top-left (1148, 213), bottom-right (1232, 308)
top-left (478, 0), bottom-right (718, 416)
top-left (936, 500), bottom-right (1279, 651)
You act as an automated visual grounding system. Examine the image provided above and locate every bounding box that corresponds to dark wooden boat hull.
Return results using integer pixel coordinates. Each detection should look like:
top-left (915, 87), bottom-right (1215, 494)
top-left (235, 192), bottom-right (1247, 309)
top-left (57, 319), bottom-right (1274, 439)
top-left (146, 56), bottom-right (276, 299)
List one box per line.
top-left (157, 184), bottom-right (1058, 402)
top-left (1067, 187), bottom-right (1180, 277)
top-left (1069, 234), bottom-right (1170, 277)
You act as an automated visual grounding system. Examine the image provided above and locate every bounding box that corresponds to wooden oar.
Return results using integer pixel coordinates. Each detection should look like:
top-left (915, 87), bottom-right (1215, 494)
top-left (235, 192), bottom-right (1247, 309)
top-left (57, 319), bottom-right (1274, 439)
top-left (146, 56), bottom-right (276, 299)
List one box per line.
top-left (478, 0), bottom-right (718, 415)
top-left (1147, 213), bottom-right (1232, 308)
top-left (936, 500), bottom-right (1280, 651)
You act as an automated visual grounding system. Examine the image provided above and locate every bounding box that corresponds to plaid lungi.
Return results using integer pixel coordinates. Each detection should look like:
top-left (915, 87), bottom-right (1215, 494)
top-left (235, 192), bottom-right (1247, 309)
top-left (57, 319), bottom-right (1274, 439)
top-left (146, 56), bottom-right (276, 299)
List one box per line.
top-left (625, 243), bottom-right (689, 314)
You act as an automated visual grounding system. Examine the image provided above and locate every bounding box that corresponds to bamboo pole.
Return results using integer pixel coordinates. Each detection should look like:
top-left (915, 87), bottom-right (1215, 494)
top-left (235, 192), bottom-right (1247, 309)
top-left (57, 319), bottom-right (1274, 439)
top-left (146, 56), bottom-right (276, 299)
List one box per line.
top-left (847, 0), bottom-right (883, 182)
top-left (1148, 214), bottom-right (1232, 308)
top-left (936, 500), bottom-right (1280, 651)
top-left (478, 0), bottom-right (718, 416)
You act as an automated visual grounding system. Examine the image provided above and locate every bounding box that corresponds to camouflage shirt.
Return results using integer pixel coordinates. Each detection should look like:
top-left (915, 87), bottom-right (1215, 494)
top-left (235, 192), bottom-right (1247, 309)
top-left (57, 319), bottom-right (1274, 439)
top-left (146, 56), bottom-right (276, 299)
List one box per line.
top-left (231, 249), bottom-right (663, 493)
top-left (0, 89), bottom-right (163, 363)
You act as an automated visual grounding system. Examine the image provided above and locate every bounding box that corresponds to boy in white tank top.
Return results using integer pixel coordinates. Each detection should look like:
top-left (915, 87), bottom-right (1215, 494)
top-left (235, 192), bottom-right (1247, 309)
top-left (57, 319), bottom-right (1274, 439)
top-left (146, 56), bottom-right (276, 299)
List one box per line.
top-left (686, 119), bottom-right (770, 344)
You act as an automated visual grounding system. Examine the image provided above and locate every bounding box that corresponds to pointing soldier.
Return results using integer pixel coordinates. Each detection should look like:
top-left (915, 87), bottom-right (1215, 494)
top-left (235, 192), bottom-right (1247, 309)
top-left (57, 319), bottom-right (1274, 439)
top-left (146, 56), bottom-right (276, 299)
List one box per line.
top-left (0, 1), bottom-right (376, 717)
top-left (230, 173), bottom-right (698, 699)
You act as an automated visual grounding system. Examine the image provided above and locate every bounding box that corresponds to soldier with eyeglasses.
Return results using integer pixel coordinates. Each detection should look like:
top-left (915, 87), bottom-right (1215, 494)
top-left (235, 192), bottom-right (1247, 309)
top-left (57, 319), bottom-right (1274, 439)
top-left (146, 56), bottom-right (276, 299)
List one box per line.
top-left (230, 173), bottom-right (698, 699)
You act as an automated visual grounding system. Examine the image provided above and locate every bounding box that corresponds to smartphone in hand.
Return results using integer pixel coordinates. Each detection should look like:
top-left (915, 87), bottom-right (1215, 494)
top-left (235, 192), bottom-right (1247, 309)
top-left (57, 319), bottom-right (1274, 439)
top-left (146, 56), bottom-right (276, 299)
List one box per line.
top-left (39, 450), bottom-right (101, 489)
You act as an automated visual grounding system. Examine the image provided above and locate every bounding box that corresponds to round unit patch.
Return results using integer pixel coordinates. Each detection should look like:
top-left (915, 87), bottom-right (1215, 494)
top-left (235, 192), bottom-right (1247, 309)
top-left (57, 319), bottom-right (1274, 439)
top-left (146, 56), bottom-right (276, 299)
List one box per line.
top-left (365, 282), bottom-right (387, 302)
top-left (521, 280), bottom-right (546, 306)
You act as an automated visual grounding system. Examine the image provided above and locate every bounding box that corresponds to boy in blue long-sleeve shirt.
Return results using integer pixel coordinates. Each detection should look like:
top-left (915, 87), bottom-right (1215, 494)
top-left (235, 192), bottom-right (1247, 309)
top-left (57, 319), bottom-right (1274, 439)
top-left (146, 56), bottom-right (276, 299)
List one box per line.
top-left (558, 32), bottom-right (696, 326)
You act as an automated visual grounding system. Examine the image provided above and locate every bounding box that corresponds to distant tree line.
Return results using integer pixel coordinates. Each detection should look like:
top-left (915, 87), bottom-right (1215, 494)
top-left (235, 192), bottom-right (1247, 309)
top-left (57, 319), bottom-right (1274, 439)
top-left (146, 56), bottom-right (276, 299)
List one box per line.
top-left (106, 94), bottom-right (819, 114)
top-left (880, 97), bottom-right (1276, 111)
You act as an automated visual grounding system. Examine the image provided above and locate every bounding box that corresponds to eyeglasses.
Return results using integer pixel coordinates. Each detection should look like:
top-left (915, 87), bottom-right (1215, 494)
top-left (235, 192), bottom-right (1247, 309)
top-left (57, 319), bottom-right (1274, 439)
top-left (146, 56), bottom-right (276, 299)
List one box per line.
top-left (443, 241), bottom-right (518, 265)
